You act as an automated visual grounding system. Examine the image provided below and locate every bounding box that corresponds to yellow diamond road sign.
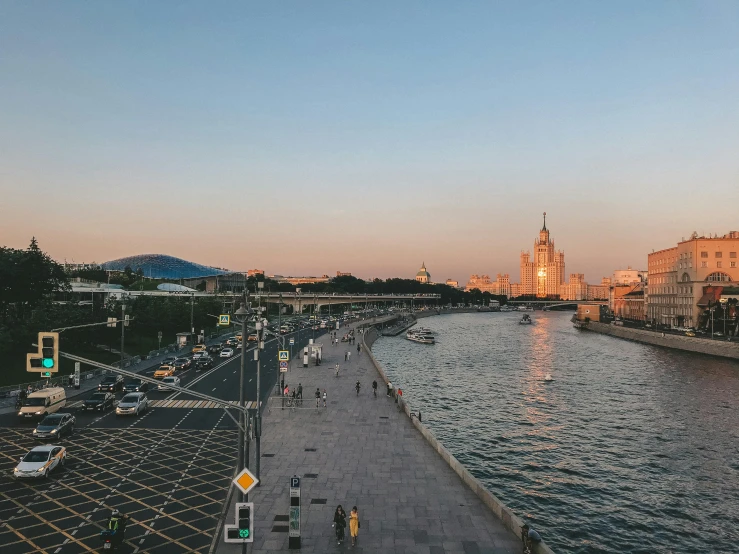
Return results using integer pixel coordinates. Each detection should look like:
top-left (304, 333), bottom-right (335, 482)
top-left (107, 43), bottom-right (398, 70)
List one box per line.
top-left (233, 467), bottom-right (258, 495)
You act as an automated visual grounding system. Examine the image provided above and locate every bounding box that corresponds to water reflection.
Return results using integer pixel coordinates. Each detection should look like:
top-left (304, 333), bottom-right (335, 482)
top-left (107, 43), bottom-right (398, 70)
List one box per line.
top-left (372, 312), bottom-right (739, 553)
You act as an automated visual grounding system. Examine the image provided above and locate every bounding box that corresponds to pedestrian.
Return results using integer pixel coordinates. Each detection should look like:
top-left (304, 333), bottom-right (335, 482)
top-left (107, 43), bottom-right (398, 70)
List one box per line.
top-left (345, 351), bottom-right (348, 361)
top-left (322, 389), bottom-right (327, 407)
top-left (297, 383), bottom-right (303, 401)
top-left (315, 387), bottom-right (321, 408)
top-left (347, 351), bottom-right (351, 362)
top-left (349, 506), bottom-right (360, 546)
top-left (333, 505), bottom-right (347, 545)
top-left (357, 344), bottom-right (361, 356)
top-left (284, 384), bottom-right (289, 397)
top-left (387, 381), bottom-right (393, 397)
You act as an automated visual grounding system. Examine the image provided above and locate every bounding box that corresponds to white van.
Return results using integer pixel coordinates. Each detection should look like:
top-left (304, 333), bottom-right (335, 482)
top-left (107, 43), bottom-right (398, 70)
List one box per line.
top-left (18, 387), bottom-right (67, 420)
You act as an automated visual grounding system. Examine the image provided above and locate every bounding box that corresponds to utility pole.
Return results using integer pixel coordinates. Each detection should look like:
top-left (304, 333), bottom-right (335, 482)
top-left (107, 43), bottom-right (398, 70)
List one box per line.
top-left (190, 294), bottom-right (195, 344)
top-left (233, 300), bottom-right (253, 518)
top-left (120, 303), bottom-right (126, 367)
top-left (255, 315), bottom-right (266, 484)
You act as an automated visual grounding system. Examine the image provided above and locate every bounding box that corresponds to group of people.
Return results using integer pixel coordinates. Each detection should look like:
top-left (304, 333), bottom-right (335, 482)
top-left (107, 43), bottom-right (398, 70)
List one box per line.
top-left (332, 505), bottom-right (360, 546)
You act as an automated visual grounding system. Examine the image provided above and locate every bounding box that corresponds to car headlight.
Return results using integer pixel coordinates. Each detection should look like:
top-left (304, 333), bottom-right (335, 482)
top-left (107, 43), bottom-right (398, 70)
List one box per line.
top-left (18, 411), bottom-right (23, 416)
top-left (37, 467), bottom-right (45, 472)
top-left (51, 429), bottom-right (57, 434)
top-left (33, 429), bottom-right (37, 434)
top-left (35, 411), bottom-right (42, 415)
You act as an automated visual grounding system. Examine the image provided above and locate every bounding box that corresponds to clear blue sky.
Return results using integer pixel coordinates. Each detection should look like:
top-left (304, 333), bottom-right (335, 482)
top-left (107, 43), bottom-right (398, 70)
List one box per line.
top-left (1, 1), bottom-right (737, 283)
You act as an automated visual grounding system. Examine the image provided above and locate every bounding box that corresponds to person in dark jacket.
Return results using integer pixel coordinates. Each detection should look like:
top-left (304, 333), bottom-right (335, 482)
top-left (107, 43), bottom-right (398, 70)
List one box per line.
top-left (333, 505), bottom-right (347, 544)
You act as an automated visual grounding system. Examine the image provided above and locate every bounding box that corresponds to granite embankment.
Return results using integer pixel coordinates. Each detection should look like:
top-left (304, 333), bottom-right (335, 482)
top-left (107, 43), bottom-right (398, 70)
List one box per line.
top-left (581, 321), bottom-right (739, 360)
top-left (364, 326), bottom-right (555, 554)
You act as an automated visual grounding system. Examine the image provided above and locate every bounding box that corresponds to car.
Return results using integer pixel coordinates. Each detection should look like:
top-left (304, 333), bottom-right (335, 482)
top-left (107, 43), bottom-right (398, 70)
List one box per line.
top-left (220, 348), bottom-right (234, 358)
top-left (685, 331), bottom-right (696, 337)
top-left (116, 393), bottom-right (148, 416)
top-left (161, 356), bottom-right (177, 365)
top-left (192, 344), bottom-right (207, 353)
top-left (33, 413), bottom-right (76, 439)
top-left (247, 333), bottom-right (258, 342)
top-left (194, 358), bottom-right (214, 371)
top-left (83, 392), bottom-right (115, 412)
top-left (124, 379), bottom-right (150, 393)
top-left (14, 445), bottom-right (67, 479)
top-left (225, 338), bottom-right (238, 347)
top-left (173, 358), bottom-right (190, 370)
top-left (158, 376), bottom-right (181, 391)
top-left (192, 351), bottom-right (208, 360)
top-left (208, 344), bottom-right (222, 355)
top-left (713, 332), bottom-right (725, 338)
top-left (98, 374), bottom-right (124, 392)
top-left (235, 333), bottom-right (243, 341)
top-left (154, 365), bottom-right (176, 379)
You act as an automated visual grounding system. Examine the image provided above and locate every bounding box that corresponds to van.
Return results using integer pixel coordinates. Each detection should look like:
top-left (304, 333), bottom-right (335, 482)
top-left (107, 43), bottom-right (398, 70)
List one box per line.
top-left (19, 387), bottom-right (67, 420)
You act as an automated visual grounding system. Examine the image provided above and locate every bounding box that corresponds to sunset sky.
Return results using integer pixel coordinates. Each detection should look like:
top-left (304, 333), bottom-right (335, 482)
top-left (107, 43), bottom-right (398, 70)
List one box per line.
top-left (1, 2), bottom-right (737, 284)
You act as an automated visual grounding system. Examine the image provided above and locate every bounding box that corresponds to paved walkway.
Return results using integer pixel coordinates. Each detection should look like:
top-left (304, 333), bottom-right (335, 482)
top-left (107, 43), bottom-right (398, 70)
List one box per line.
top-left (218, 324), bottom-right (521, 554)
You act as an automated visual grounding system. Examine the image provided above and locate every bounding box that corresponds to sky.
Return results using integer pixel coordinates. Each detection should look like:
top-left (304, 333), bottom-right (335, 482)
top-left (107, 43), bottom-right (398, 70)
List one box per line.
top-left (1, 1), bottom-right (738, 284)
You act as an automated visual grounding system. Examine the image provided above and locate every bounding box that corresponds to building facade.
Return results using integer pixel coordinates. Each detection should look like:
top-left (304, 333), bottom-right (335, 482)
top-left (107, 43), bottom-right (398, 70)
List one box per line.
top-left (465, 273), bottom-right (511, 296)
top-left (519, 213), bottom-right (565, 297)
top-left (646, 231), bottom-right (739, 327)
top-left (445, 279), bottom-right (459, 288)
top-left (560, 273), bottom-right (587, 301)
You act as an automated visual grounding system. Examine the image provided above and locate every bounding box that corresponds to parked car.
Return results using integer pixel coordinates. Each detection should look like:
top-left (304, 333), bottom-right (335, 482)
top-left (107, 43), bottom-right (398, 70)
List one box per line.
top-left (33, 413), bottom-right (76, 439)
top-left (98, 375), bottom-right (124, 393)
top-left (83, 392), bottom-right (115, 412)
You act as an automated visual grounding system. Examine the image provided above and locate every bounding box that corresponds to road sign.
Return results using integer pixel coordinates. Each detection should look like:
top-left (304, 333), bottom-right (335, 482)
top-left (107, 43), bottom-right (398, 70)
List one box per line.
top-left (289, 338), bottom-right (295, 346)
top-left (219, 314), bottom-right (231, 326)
top-left (289, 476), bottom-right (301, 548)
top-left (233, 467), bottom-right (259, 496)
top-left (280, 361), bottom-right (288, 372)
top-left (278, 350), bottom-right (289, 361)
top-left (74, 362), bottom-right (80, 388)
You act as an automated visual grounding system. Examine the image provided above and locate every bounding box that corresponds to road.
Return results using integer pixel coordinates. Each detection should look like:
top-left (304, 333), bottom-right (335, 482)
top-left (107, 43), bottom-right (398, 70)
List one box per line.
top-left (0, 324), bottom-right (328, 554)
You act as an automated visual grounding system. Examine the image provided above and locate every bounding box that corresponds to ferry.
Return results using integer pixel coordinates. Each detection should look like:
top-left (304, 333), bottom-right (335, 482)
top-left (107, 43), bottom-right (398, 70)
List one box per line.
top-left (406, 327), bottom-right (435, 344)
top-left (519, 314), bottom-right (533, 325)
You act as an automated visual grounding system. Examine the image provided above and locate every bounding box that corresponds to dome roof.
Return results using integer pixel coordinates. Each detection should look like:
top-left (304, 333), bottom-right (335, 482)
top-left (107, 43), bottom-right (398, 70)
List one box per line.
top-left (101, 254), bottom-right (229, 280)
top-left (416, 262), bottom-right (430, 278)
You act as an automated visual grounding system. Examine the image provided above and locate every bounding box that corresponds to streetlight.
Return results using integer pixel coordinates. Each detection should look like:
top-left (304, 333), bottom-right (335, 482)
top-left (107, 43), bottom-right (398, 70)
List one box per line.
top-left (233, 301), bottom-right (254, 505)
top-left (254, 314), bottom-right (268, 484)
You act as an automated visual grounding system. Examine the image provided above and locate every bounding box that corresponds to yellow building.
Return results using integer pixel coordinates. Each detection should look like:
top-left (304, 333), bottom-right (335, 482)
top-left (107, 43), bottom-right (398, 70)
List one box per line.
top-left (415, 262), bottom-right (431, 284)
top-left (465, 273), bottom-right (510, 296)
top-left (647, 231), bottom-right (739, 327)
top-left (519, 213), bottom-right (565, 297)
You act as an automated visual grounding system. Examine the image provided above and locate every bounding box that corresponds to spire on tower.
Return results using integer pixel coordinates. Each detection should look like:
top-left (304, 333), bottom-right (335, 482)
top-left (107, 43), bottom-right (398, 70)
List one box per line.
top-left (542, 212), bottom-right (547, 231)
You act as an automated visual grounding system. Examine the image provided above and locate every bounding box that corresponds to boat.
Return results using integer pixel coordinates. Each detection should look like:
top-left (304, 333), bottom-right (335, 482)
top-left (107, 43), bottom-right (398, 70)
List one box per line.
top-left (519, 314), bottom-right (533, 325)
top-left (500, 305), bottom-right (514, 312)
top-left (406, 331), bottom-right (435, 344)
top-left (518, 305), bottom-right (534, 312)
top-left (544, 373), bottom-right (553, 381)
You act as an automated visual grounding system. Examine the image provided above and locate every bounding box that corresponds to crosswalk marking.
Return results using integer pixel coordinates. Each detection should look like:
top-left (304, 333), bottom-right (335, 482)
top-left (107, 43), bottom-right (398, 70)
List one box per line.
top-left (66, 398), bottom-right (249, 410)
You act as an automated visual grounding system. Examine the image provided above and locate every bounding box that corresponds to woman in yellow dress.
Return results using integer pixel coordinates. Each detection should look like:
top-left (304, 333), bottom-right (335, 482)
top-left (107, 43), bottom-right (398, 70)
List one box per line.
top-left (349, 506), bottom-right (360, 546)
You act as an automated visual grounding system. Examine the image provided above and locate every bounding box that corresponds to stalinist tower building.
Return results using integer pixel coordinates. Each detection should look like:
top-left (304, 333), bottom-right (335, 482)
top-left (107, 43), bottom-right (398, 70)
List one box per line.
top-left (520, 213), bottom-right (565, 297)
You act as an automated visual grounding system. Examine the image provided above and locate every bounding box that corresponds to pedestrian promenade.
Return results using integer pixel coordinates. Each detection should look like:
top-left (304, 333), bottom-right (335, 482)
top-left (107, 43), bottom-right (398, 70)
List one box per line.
top-left (218, 324), bottom-right (522, 554)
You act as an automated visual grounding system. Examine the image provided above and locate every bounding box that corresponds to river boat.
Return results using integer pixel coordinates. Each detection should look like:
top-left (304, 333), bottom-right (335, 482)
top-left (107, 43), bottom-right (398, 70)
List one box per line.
top-left (519, 314), bottom-right (533, 325)
top-left (544, 373), bottom-right (553, 381)
top-left (406, 332), bottom-right (435, 344)
top-left (518, 305), bottom-right (534, 312)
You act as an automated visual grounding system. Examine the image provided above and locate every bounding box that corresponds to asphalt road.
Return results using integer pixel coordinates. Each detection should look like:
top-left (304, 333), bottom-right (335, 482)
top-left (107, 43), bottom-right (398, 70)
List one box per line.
top-left (0, 325), bottom-right (328, 554)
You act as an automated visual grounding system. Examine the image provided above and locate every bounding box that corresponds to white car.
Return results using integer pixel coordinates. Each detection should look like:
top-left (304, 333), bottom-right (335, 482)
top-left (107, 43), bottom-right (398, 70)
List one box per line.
top-left (220, 348), bottom-right (234, 358)
top-left (116, 393), bottom-right (149, 416)
top-left (158, 376), bottom-right (181, 391)
top-left (14, 445), bottom-right (66, 479)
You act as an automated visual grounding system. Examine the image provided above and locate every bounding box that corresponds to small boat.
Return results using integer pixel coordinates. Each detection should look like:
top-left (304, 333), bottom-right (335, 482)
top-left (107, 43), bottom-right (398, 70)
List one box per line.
top-left (544, 373), bottom-right (553, 382)
top-left (519, 314), bottom-right (533, 325)
top-left (406, 331), bottom-right (435, 344)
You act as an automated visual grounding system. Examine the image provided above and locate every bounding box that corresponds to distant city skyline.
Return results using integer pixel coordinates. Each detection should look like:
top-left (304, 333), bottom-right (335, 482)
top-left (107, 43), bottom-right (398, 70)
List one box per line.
top-left (1, 2), bottom-right (737, 282)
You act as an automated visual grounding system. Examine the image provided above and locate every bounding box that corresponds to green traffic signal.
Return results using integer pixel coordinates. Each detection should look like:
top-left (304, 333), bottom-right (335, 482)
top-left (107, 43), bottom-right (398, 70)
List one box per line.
top-left (42, 358), bottom-right (54, 368)
top-left (239, 529), bottom-right (249, 538)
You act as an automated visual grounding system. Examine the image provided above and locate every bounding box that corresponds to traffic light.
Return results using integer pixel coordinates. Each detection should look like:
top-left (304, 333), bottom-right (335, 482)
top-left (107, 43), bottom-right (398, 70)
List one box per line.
top-left (223, 502), bottom-right (253, 543)
top-left (237, 504), bottom-right (251, 539)
top-left (27, 332), bottom-right (59, 374)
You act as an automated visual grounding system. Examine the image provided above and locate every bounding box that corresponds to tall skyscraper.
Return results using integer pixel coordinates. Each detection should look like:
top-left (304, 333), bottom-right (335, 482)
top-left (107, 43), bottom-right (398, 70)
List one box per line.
top-left (520, 213), bottom-right (565, 297)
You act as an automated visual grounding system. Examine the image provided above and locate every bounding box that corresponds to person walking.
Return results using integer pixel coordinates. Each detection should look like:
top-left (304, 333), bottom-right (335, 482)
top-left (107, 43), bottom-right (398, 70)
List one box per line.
top-left (387, 381), bottom-right (393, 397)
top-left (349, 506), bottom-right (360, 546)
top-left (344, 351), bottom-right (348, 362)
top-left (315, 387), bottom-right (321, 408)
top-left (357, 344), bottom-right (361, 356)
top-left (333, 505), bottom-right (346, 545)
top-left (297, 383), bottom-right (303, 406)
top-left (347, 350), bottom-right (351, 362)
top-left (335, 363), bottom-right (340, 377)
top-left (322, 389), bottom-right (327, 407)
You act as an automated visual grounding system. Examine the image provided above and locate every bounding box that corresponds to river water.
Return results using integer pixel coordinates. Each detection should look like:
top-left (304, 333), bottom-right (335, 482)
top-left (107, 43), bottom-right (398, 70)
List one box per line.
top-left (372, 312), bottom-right (739, 553)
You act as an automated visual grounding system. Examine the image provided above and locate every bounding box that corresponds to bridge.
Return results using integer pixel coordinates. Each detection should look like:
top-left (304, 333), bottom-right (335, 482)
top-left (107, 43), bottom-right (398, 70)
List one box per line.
top-left (508, 299), bottom-right (608, 309)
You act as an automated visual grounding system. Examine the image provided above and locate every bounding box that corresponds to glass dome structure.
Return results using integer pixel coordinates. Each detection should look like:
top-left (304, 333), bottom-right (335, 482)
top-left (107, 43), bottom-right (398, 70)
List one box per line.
top-left (101, 254), bottom-right (229, 280)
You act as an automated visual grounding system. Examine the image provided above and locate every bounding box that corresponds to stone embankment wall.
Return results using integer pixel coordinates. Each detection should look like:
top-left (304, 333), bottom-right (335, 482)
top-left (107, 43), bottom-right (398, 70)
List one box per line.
top-left (583, 322), bottom-right (739, 360)
top-left (363, 326), bottom-right (555, 554)
top-left (415, 307), bottom-right (480, 319)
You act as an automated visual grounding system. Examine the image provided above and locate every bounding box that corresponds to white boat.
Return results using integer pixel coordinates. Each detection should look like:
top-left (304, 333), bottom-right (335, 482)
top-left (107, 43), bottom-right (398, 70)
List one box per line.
top-left (519, 314), bottom-right (533, 325)
top-left (406, 332), bottom-right (435, 344)
top-left (544, 373), bottom-right (553, 381)
top-left (518, 305), bottom-right (534, 312)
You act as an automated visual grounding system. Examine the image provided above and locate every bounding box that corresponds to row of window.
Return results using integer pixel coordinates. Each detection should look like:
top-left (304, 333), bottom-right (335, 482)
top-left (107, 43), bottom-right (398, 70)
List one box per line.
top-left (700, 251), bottom-right (737, 258)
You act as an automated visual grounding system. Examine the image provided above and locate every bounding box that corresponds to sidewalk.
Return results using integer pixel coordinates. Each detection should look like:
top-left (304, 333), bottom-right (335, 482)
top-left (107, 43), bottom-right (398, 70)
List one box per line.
top-left (217, 324), bottom-right (521, 554)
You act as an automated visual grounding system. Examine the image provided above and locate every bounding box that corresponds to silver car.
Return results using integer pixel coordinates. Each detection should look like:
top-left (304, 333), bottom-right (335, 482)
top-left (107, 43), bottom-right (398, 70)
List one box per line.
top-left (115, 393), bottom-right (149, 416)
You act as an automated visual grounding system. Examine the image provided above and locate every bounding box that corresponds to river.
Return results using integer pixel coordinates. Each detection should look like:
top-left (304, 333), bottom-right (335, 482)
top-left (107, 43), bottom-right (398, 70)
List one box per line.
top-left (371, 311), bottom-right (739, 553)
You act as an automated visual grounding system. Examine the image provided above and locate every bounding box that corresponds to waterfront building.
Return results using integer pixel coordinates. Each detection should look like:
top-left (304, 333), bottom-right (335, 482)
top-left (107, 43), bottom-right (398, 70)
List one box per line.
top-left (612, 267), bottom-right (646, 285)
top-left (415, 262), bottom-right (431, 284)
top-left (270, 275), bottom-right (331, 285)
top-left (587, 277), bottom-right (611, 301)
top-left (336, 271), bottom-right (352, 277)
top-left (445, 279), bottom-right (459, 288)
top-left (612, 283), bottom-right (646, 320)
top-left (518, 213), bottom-right (565, 297)
top-left (560, 273), bottom-right (587, 301)
top-left (646, 231), bottom-right (739, 328)
top-left (464, 273), bottom-right (511, 296)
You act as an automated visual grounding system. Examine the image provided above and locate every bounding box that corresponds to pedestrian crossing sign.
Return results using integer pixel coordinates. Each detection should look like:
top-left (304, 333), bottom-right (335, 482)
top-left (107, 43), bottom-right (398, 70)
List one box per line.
top-left (278, 350), bottom-right (289, 361)
top-left (219, 314), bottom-right (230, 326)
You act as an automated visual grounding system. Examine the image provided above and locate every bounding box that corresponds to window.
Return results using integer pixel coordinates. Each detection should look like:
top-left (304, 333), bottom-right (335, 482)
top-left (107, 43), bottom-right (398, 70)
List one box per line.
top-left (731, 252), bottom-right (737, 258)
top-left (715, 252), bottom-right (722, 258)
top-left (706, 272), bottom-right (731, 282)
top-left (701, 261), bottom-right (707, 268)
top-left (701, 252), bottom-right (708, 258)
top-left (731, 262), bottom-right (736, 268)
top-left (717, 261), bottom-right (722, 268)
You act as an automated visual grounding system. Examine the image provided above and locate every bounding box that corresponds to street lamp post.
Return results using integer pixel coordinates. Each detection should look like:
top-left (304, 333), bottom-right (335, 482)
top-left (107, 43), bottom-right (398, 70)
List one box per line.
top-left (233, 302), bottom-right (254, 508)
top-left (254, 315), bottom-right (267, 484)
top-left (120, 303), bottom-right (126, 367)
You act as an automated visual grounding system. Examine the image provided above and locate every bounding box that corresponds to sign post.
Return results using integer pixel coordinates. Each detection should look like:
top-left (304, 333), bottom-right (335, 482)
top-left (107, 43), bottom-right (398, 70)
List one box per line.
top-left (279, 361), bottom-right (288, 373)
top-left (289, 476), bottom-right (301, 549)
top-left (157, 331), bottom-right (163, 350)
top-left (289, 337), bottom-right (295, 363)
top-left (74, 362), bottom-right (80, 389)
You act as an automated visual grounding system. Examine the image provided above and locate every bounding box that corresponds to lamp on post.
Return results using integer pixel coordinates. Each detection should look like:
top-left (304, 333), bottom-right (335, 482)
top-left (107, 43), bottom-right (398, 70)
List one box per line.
top-left (254, 314), bottom-right (268, 484)
top-left (233, 301), bottom-right (254, 505)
